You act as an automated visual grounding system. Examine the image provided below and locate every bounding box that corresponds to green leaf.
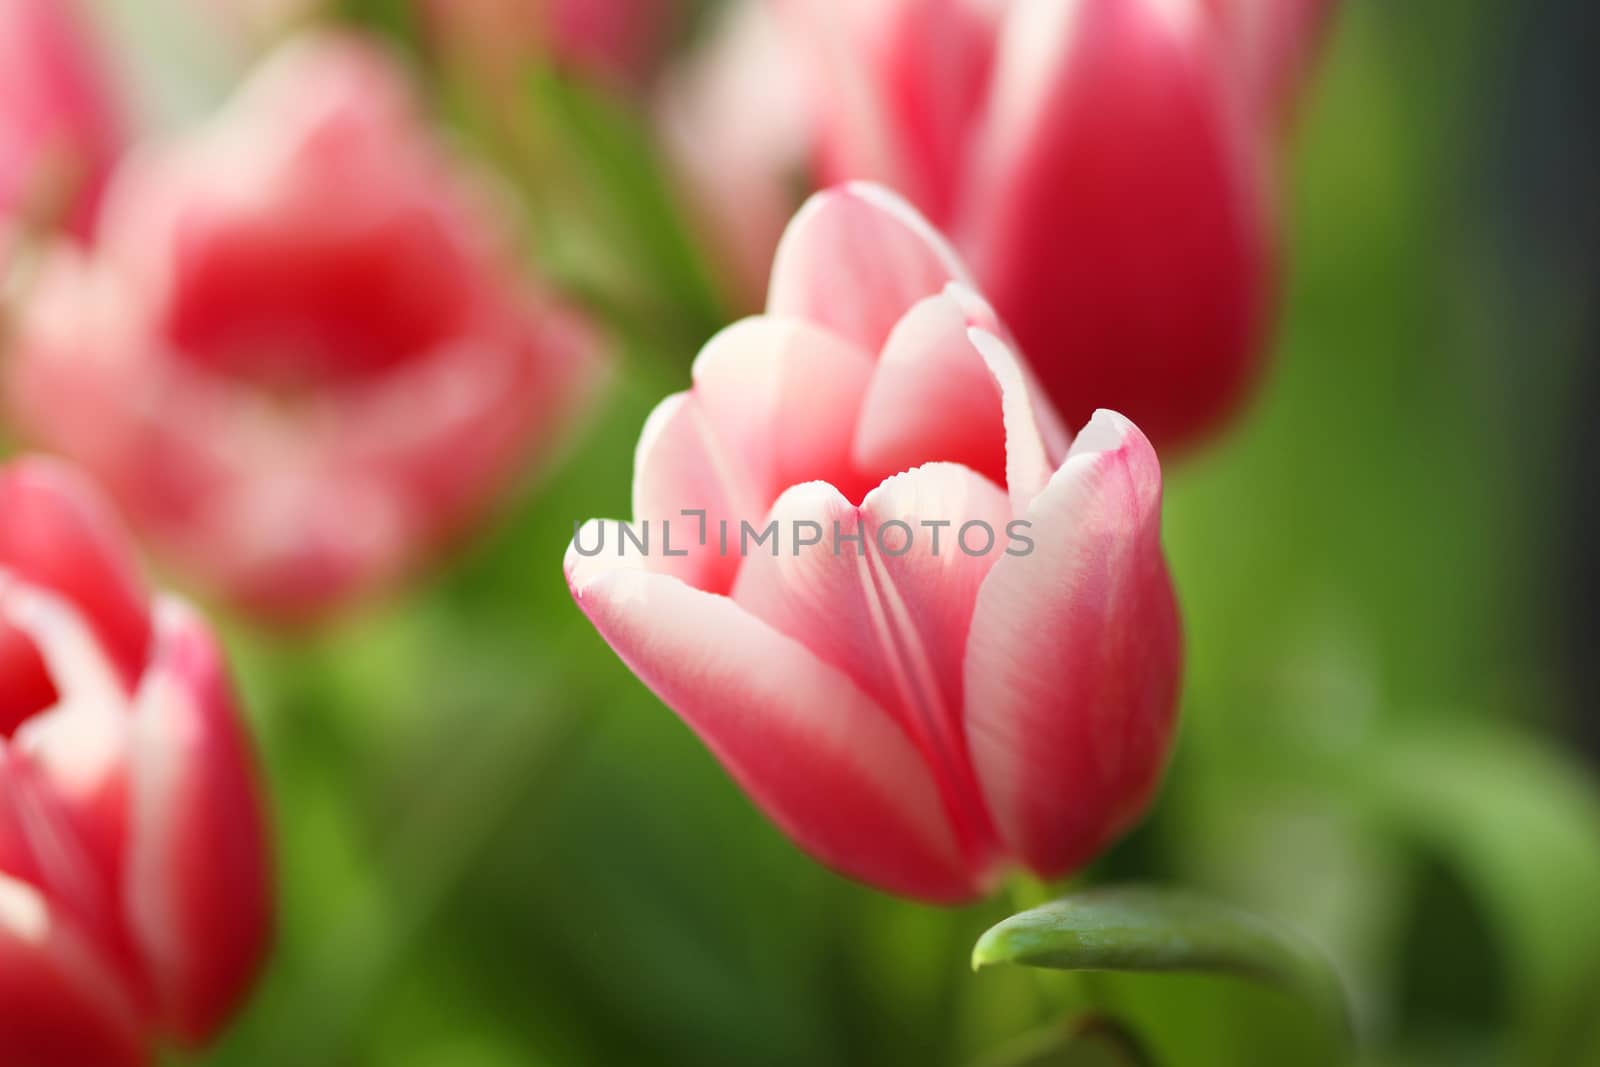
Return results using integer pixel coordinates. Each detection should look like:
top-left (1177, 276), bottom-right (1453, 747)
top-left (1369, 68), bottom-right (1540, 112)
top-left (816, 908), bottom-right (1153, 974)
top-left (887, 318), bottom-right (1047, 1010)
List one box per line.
top-left (1359, 721), bottom-right (1600, 1066)
top-left (972, 886), bottom-right (1351, 1050)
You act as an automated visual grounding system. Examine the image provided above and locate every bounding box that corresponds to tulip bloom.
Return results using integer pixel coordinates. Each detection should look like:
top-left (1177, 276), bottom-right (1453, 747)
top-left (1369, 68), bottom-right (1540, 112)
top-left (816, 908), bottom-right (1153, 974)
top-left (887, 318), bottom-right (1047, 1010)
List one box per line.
top-left (672, 0), bottom-right (1344, 450)
top-left (567, 185), bottom-right (1180, 903)
top-left (0, 457), bottom-right (270, 1065)
top-left (0, 0), bottom-right (122, 242)
top-left (4, 34), bottom-right (603, 620)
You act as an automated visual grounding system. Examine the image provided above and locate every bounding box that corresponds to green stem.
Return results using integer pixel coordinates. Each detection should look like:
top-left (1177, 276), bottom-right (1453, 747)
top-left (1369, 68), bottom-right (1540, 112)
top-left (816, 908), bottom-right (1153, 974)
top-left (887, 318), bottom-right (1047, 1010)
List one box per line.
top-left (1004, 876), bottom-right (1105, 1020)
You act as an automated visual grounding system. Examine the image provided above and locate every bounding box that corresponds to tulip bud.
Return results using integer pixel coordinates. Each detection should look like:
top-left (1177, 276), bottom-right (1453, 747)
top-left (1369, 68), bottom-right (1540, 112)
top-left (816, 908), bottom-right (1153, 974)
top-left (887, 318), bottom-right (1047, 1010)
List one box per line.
top-left (568, 185), bottom-right (1180, 903)
top-left (0, 456), bottom-right (270, 1064)
top-left (0, 0), bottom-right (122, 244)
top-left (3, 33), bottom-right (606, 621)
top-left (672, 0), bottom-right (1331, 451)
top-left (963, 0), bottom-right (1274, 450)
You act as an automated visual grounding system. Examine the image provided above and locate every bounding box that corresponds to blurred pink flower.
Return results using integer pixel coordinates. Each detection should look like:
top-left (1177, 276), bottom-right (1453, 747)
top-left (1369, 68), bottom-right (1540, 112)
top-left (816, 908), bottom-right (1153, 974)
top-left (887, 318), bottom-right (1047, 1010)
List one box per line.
top-left (0, 0), bottom-right (123, 242)
top-left (567, 185), bottom-right (1181, 903)
top-left (668, 0), bottom-right (1343, 451)
top-left (0, 457), bottom-right (270, 1066)
top-left (4, 34), bottom-right (605, 621)
top-left (657, 0), bottom-right (813, 309)
top-left (426, 0), bottom-right (677, 86)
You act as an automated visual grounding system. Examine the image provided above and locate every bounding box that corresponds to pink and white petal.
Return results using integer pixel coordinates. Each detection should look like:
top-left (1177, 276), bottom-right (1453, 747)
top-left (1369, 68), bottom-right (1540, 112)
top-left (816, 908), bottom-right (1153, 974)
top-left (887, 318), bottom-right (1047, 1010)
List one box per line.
top-left (852, 290), bottom-right (1008, 488)
top-left (1, 574), bottom-right (132, 888)
top-left (0, 576), bottom-right (137, 975)
top-left (0, 743), bottom-right (133, 983)
top-left (0, 457), bottom-right (152, 694)
top-left (963, 0), bottom-right (1273, 449)
top-left (0, 751), bottom-right (44, 887)
top-left (963, 411), bottom-right (1181, 881)
top-left (566, 543), bottom-right (976, 902)
top-left (123, 598), bottom-right (270, 1047)
top-left (0, 874), bottom-right (149, 1067)
top-left (767, 183), bottom-right (972, 355)
top-left (968, 329), bottom-right (1071, 512)
top-left (730, 467), bottom-right (1012, 867)
top-left (690, 316), bottom-right (877, 505)
top-left (630, 392), bottom-right (744, 593)
top-left (0, 621), bottom-right (57, 739)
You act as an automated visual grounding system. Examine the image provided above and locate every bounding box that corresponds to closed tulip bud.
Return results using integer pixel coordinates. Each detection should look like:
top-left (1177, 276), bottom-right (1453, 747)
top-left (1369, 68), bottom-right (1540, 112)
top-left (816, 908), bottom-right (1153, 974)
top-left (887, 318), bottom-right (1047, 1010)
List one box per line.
top-left (672, 0), bottom-right (1342, 451)
top-left (0, 457), bottom-right (270, 1065)
top-left (3, 34), bottom-right (606, 621)
top-left (0, 0), bottom-right (122, 243)
top-left (567, 185), bottom-right (1181, 903)
top-left (959, 0), bottom-right (1274, 451)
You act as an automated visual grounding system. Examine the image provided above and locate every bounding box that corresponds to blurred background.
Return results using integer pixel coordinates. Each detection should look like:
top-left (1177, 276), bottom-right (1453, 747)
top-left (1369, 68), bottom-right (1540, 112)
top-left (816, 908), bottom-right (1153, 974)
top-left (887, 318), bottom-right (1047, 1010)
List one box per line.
top-left (5, 0), bottom-right (1599, 1064)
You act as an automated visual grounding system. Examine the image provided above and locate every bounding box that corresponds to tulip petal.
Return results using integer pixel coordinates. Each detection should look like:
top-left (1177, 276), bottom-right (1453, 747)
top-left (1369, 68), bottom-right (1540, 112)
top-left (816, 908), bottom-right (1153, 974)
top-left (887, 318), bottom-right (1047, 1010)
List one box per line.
top-left (0, 872), bottom-right (148, 1067)
top-left (633, 318), bottom-right (879, 592)
top-left (0, 573), bottom-right (131, 898)
top-left (0, 743), bottom-right (131, 979)
top-left (964, 411), bottom-right (1181, 880)
top-left (730, 466), bottom-right (1014, 870)
top-left (767, 183), bottom-right (971, 355)
top-left (729, 469), bottom-right (1009, 761)
top-left (852, 289), bottom-right (1008, 488)
top-left (777, 0), bottom-right (1002, 225)
top-left (123, 598), bottom-right (270, 1046)
top-left (968, 328), bottom-right (1072, 513)
top-left (0, 753), bottom-right (44, 887)
top-left (966, 0), bottom-right (1273, 448)
top-left (630, 391), bottom-right (744, 593)
top-left (566, 535), bottom-right (976, 902)
top-left (690, 316), bottom-right (878, 506)
top-left (0, 0), bottom-right (124, 239)
top-left (0, 458), bottom-right (152, 718)
top-left (0, 626), bottom-right (55, 739)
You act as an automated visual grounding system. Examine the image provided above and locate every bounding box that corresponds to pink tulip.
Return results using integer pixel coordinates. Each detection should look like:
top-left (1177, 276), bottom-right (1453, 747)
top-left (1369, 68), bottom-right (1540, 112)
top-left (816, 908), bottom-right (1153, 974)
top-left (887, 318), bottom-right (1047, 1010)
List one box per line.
top-left (0, 457), bottom-right (270, 1065)
top-left (4, 34), bottom-right (605, 621)
top-left (674, 0), bottom-right (1322, 451)
top-left (0, 0), bottom-right (122, 242)
top-left (566, 185), bottom-right (1181, 903)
